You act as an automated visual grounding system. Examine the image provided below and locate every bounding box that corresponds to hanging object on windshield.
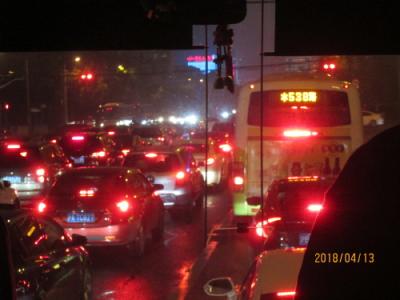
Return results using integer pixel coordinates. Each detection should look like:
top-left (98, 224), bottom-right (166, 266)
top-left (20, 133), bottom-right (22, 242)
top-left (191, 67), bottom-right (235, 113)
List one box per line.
top-left (213, 24), bottom-right (234, 93)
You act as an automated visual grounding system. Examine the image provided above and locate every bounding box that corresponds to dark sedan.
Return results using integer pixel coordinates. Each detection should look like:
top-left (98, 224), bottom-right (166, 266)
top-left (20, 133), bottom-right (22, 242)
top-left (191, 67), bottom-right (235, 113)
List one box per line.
top-left (0, 207), bottom-right (91, 300)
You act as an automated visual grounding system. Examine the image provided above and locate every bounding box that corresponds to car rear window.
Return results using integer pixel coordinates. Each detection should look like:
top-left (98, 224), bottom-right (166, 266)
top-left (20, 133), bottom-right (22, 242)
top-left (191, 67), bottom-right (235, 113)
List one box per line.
top-left (271, 181), bottom-right (331, 212)
top-left (59, 135), bottom-right (103, 155)
top-left (132, 127), bottom-right (162, 138)
top-left (0, 147), bottom-right (42, 168)
top-left (181, 143), bottom-right (205, 153)
top-left (248, 90), bottom-right (351, 127)
top-left (123, 153), bottom-right (181, 172)
top-left (49, 172), bottom-right (125, 196)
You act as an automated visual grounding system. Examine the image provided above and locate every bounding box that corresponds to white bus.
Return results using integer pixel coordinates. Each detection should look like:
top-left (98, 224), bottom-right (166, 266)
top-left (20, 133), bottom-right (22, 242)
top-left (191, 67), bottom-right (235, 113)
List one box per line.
top-left (231, 73), bottom-right (363, 224)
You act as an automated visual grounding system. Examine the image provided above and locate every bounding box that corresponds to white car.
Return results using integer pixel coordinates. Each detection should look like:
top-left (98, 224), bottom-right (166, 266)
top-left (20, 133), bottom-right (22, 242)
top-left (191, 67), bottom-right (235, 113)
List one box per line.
top-left (362, 110), bottom-right (384, 126)
top-left (0, 180), bottom-right (19, 206)
top-left (204, 247), bottom-right (305, 300)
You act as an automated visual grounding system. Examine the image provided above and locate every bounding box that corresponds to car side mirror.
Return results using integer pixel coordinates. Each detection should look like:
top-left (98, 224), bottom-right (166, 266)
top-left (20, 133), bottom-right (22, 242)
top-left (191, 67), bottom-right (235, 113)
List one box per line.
top-left (203, 277), bottom-right (236, 298)
top-left (153, 184), bottom-right (164, 191)
top-left (247, 196), bottom-right (262, 206)
top-left (2, 180), bottom-right (11, 188)
top-left (70, 234), bottom-right (87, 247)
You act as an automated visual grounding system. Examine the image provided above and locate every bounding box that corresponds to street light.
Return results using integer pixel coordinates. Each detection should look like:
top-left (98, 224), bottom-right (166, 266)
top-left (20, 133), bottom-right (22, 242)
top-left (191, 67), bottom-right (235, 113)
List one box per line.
top-left (74, 56), bottom-right (81, 63)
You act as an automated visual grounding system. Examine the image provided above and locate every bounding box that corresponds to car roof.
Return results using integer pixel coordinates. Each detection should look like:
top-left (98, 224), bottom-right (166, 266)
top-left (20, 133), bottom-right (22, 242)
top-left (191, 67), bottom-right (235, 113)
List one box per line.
top-left (60, 167), bottom-right (140, 177)
top-left (254, 248), bottom-right (305, 295)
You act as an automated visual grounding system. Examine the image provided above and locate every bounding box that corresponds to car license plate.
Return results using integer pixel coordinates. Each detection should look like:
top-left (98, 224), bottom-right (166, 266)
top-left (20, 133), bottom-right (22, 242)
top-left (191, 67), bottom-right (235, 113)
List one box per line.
top-left (72, 156), bottom-right (85, 164)
top-left (66, 212), bottom-right (95, 223)
top-left (299, 232), bottom-right (311, 246)
top-left (2, 176), bottom-right (22, 184)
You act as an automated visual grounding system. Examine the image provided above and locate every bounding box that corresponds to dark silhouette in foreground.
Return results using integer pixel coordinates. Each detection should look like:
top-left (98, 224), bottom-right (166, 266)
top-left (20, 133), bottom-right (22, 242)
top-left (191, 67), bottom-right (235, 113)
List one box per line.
top-left (296, 125), bottom-right (400, 300)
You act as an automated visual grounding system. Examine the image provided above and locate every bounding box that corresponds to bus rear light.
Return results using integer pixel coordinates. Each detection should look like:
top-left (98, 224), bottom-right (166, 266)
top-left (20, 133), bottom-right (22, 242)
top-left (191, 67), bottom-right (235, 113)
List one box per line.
top-left (145, 152), bottom-right (158, 158)
top-left (307, 204), bottom-right (323, 212)
top-left (233, 176), bottom-right (244, 185)
top-left (283, 129), bottom-right (318, 138)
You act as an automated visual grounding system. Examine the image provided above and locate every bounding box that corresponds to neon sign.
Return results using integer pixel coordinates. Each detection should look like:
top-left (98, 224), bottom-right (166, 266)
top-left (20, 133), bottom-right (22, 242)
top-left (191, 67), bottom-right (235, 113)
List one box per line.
top-left (186, 55), bottom-right (217, 74)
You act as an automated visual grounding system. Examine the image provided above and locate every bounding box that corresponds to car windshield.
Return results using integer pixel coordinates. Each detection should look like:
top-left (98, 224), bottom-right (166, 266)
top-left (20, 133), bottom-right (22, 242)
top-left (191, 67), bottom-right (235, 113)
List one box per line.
top-left (1, 4), bottom-right (398, 300)
top-left (123, 153), bottom-right (181, 172)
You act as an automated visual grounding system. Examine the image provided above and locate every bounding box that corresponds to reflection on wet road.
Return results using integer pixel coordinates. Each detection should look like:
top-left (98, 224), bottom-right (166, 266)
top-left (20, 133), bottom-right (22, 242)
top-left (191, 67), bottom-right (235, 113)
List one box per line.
top-left (90, 191), bottom-right (231, 300)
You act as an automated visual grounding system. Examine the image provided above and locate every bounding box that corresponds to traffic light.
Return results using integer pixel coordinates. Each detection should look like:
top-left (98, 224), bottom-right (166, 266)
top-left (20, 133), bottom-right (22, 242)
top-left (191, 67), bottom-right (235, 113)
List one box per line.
top-left (80, 72), bottom-right (94, 81)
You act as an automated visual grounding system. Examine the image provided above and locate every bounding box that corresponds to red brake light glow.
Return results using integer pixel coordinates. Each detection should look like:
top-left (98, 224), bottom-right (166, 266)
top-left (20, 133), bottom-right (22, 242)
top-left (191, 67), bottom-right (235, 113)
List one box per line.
top-left (176, 171), bottom-right (185, 180)
top-left (20, 151), bottom-right (28, 157)
top-left (7, 144), bottom-right (21, 149)
top-left (307, 204), bottom-right (323, 212)
top-left (277, 291), bottom-right (296, 297)
top-left (233, 176), bottom-right (244, 185)
top-left (267, 217), bottom-right (282, 223)
top-left (145, 153), bottom-right (158, 158)
top-left (283, 129), bottom-right (318, 138)
top-left (79, 189), bottom-right (96, 197)
top-left (37, 202), bottom-right (46, 213)
top-left (108, 131), bottom-right (116, 136)
top-left (71, 136), bottom-right (85, 141)
top-left (219, 144), bottom-right (232, 152)
top-left (207, 157), bottom-right (216, 165)
top-left (157, 137), bottom-right (165, 142)
top-left (36, 168), bottom-right (45, 176)
top-left (116, 200), bottom-right (130, 212)
top-left (92, 151), bottom-right (106, 158)
top-left (121, 149), bottom-right (130, 156)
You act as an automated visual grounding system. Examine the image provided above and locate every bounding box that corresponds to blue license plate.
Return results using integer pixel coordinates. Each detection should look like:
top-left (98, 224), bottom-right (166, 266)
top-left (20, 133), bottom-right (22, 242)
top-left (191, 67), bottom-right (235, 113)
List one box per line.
top-left (72, 156), bottom-right (85, 164)
top-left (2, 176), bottom-right (22, 184)
top-left (67, 213), bottom-right (95, 223)
top-left (299, 232), bottom-right (311, 246)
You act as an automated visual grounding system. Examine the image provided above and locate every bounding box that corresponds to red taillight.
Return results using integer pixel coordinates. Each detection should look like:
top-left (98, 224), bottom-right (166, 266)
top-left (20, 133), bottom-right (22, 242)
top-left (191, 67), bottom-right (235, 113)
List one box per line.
top-left (231, 162), bottom-right (244, 192)
top-left (35, 168), bottom-right (46, 183)
top-left (50, 139), bottom-right (57, 144)
top-left (277, 291), bottom-right (296, 297)
top-left (108, 131), bottom-right (115, 136)
top-left (145, 152), bottom-right (158, 158)
top-left (307, 204), bottom-right (323, 212)
top-left (7, 144), bottom-right (21, 149)
top-left (233, 176), bottom-right (244, 185)
top-left (92, 151), bottom-right (106, 158)
top-left (121, 149), bottom-right (130, 156)
top-left (157, 137), bottom-right (165, 142)
top-left (256, 217), bottom-right (282, 238)
top-left (71, 136), bottom-right (84, 141)
top-left (219, 143), bottom-right (232, 153)
top-left (283, 129), bottom-right (318, 138)
top-left (79, 189), bottom-right (96, 197)
top-left (37, 202), bottom-right (46, 213)
top-left (176, 171), bottom-right (186, 180)
top-left (116, 200), bottom-right (130, 212)
top-left (207, 157), bottom-right (216, 165)
top-left (20, 151), bottom-right (28, 157)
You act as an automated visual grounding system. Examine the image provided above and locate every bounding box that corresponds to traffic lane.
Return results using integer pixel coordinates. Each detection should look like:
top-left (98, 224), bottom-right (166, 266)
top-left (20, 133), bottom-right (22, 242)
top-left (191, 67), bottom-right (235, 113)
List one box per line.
top-left (90, 189), bottom-right (231, 300)
top-left (185, 216), bottom-right (263, 299)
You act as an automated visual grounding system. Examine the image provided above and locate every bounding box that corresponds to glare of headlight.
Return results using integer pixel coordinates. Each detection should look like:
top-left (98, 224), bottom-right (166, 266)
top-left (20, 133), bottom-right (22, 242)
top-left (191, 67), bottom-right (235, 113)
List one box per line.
top-left (100, 123), bottom-right (104, 128)
top-left (177, 118), bottom-right (185, 125)
top-left (221, 111), bottom-right (230, 119)
top-left (169, 116), bottom-right (177, 124)
top-left (232, 109), bottom-right (237, 114)
top-left (185, 115), bottom-right (198, 125)
top-left (141, 120), bottom-right (147, 125)
top-left (158, 117), bottom-right (164, 123)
